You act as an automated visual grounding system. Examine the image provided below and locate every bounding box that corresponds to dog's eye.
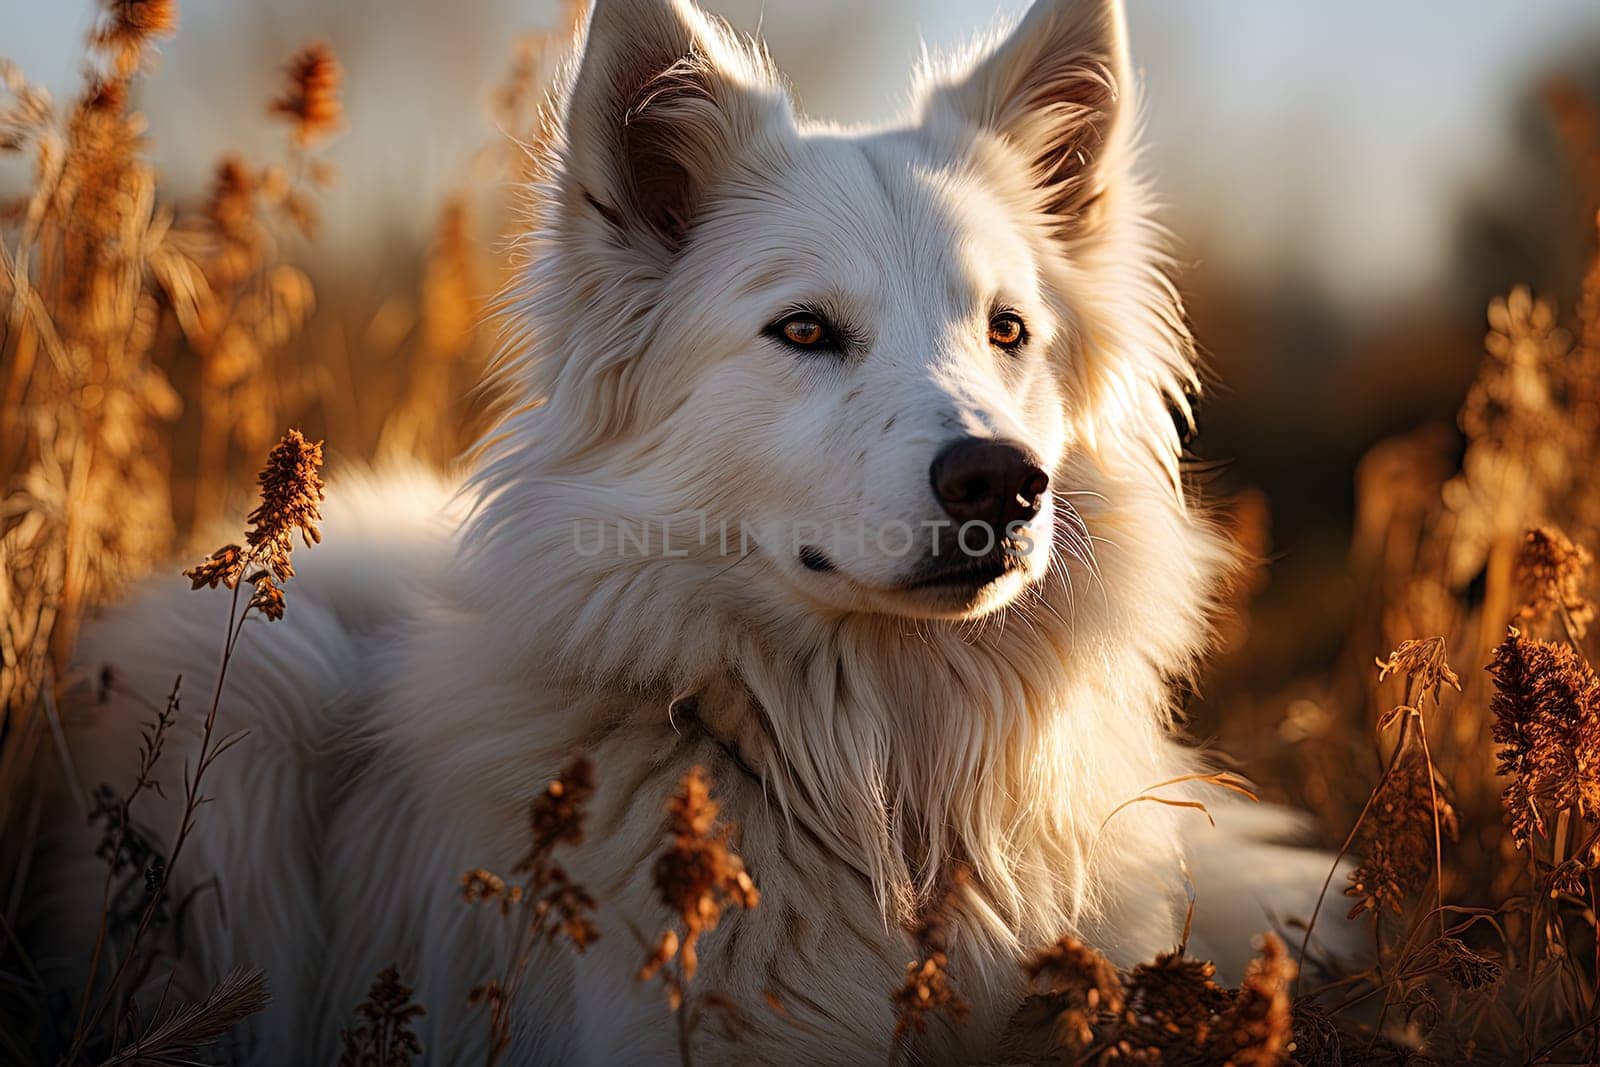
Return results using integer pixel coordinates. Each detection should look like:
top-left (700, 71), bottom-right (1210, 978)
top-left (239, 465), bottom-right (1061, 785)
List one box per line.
top-left (988, 312), bottom-right (1026, 350)
top-left (783, 318), bottom-right (825, 346)
top-left (767, 312), bottom-right (836, 352)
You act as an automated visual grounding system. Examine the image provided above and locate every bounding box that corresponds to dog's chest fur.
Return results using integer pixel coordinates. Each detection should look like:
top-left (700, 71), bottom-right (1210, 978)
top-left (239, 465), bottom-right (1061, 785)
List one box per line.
top-left (321, 605), bottom-right (1200, 1064)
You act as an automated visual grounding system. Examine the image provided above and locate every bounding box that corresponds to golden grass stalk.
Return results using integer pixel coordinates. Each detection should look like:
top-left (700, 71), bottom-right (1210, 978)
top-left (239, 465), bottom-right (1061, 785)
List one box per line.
top-left (67, 429), bottom-right (321, 1062)
top-left (638, 765), bottom-right (760, 1067)
top-left (1096, 770), bottom-right (1260, 834)
top-left (461, 757), bottom-right (599, 1067)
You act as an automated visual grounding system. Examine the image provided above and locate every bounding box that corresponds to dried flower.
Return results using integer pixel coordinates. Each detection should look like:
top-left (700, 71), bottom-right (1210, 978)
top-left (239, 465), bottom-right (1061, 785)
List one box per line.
top-left (1488, 627), bottom-right (1600, 846)
top-left (1445, 285), bottom-right (1573, 588)
top-left (1018, 934), bottom-right (1124, 1057)
top-left (183, 544), bottom-right (245, 591)
top-left (1428, 938), bottom-right (1504, 991)
top-left (1376, 636), bottom-right (1461, 712)
top-left (205, 154), bottom-right (264, 281)
top-left (1125, 952), bottom-right (1227, 1042)
top-left (534, 867), bottom-right (599, 952)
top-left (246, 575), bottom-right (285, 621)
top-left (207, 152), bottom-right (257, 218)
top-left (891, 868), bottom-right (971, 1049)
top-left (92, 0), bottom-right (179, 76)
top-left (1205, 934), bottom-right (1295, 1066)
top-left (271, 43), bottom-right (343, 148)
top-left (1346, 743), bottom-right (1459, 918)
top-left (639, 765), bottom-right (759, 1001)
top-left (520, 757), bottom-right (594, 863)
top-left (243, 429), bottom-right (325, 583)
top-left (1549, 858), bottom-right (1589, 898)
top-left (1515, 526), bottom-right (1595, 639)
top-left (183, 430), bottom-right (324, 624)
top-left (337, 965), bottom-right (426, 1067)
top-left (462, 758), bottom-right (598, 1065)
top-left (461, 758), bottom-right (598, 947)
top-left (892, 955), bottom-right (966, 1046)
top-left (461, 868), bottom-right (523, 916)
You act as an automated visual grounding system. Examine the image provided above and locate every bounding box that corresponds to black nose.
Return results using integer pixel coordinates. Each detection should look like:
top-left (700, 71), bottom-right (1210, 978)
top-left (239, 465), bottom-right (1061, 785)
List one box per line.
top-left (929, 438), bottom-right (1050, 529)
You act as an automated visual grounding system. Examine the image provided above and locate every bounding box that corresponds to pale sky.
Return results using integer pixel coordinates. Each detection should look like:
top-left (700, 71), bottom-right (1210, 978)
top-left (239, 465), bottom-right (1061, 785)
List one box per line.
top-left (4, 0), bottom-right (1600, 309)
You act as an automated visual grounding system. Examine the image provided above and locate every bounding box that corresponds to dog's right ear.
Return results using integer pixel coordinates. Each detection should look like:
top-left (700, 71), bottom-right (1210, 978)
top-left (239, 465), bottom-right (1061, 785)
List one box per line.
top-left (560, 0), bottom-right (783, 255)
top-left (917, 0), bottom-right (1130, 242)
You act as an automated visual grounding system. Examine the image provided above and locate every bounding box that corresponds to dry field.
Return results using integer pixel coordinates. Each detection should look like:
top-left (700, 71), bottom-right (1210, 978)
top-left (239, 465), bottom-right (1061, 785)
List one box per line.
top-left (3, 2), bottom-right (1600, 1064)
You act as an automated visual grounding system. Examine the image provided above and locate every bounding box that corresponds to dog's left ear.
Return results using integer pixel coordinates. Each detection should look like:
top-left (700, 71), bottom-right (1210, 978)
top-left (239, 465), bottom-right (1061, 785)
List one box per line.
top-left (919, 0), bottom-right (1129, 238)
top-left (560, 0), bottom-right (787, 255)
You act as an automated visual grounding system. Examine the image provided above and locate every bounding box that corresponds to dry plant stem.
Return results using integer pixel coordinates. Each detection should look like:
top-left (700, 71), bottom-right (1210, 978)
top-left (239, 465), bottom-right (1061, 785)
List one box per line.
top-left (1295, 712), bottom-right (1415, 996)
top-left (66, 577), bottom-right (257, 1061)
top-left (1095, 771), bottom-right (1259, 834)
top-left (69, 677), bottom-right (180, 1057)
top-left (1373, 676), bottom-right (1451, 1041)
top-left (1591, 868), bottom-right (1600, 1024)
top-left (1413, 698), bottom-right (1448, 941)
top-left (1532, 1015), bottom-right (1600, 1065)
top-left (1320, 905), bottom-right (1507, 1018)
top-left (482, 900), bottom-right (539, 1067)
top-left (675, 959), bottom-right (693, 1067)
top-left (465, 758), bottom-right (597, 1066)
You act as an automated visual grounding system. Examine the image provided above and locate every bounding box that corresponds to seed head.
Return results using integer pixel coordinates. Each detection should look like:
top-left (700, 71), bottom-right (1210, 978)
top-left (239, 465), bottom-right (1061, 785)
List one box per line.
top-left (1515, 526), bottom-right (1595, 639)
top-left (892, 953), bottom-right (967, 1044)
top-left (207, 154), bottom-right (259, 236)
top-left (1375, 636), bottom-right (1461, 712)
top-left (271, 43), bottom-right (344, 148)
top-left (1126, 952), bottom-right (1227, 1041)
top-left (244, 429), bottom-right (325, 583)
top-left (1019, 934), bottom-right (1124, 1056)
top-left (1488, 627), bottom-right (1600, 846)
top-left (1428, 938), bottom-right (1504, 991)
top-left (891, 867), bottom-right (970, 1045)
top-left (183, 543), bottom-right (245, 591)
top-left (247, 575), bottom-right (286, 621)
top-left (640, 766), bottom-right (759, 1000)
top-left (1206, 933), bottom-right (1295, 1067)
top-left (519, 757), bottom-right (594, 866)
top-left (93, 0), bottom-right (179, 76)
top-left (1345, 743), bottom-right (1459, 918)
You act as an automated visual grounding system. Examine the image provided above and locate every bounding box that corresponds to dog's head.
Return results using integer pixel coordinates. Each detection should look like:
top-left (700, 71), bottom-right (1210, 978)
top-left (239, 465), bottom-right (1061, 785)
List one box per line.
top-left (508, 0), bottom-right (1198, 625)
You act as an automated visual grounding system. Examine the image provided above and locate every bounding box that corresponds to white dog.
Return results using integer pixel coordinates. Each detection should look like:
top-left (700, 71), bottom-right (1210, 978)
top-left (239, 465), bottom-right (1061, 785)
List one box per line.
top-left (38, 0), bottom-right (1344, 1061)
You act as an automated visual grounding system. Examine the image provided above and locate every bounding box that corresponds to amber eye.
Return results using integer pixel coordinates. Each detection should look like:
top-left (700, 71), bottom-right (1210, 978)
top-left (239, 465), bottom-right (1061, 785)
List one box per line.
top-left (783, 318), bottom-right (826, 346)
top-left (767, 311), bottom-right (838, 352)
top-left (988, 312), bottom-right (1026, 349)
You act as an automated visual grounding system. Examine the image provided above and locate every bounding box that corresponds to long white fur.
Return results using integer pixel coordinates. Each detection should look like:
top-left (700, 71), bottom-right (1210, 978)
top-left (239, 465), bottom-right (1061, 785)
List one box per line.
top-left (34, 0), bottom-right (1349, 1062)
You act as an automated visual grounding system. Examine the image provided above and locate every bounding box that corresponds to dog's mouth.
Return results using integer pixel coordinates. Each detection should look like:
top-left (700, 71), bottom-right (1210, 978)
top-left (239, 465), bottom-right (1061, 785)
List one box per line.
top-left (896, 549), bottom-right (1020, 593)
top-left (798, 544), bottom-right (1023, 590)
top-left (792, 534), bottom-right (1038, 618)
